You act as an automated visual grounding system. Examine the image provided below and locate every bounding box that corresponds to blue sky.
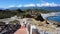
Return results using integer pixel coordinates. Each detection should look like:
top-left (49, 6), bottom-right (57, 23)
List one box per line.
top-left (0, 0), bottom-right (60, 8)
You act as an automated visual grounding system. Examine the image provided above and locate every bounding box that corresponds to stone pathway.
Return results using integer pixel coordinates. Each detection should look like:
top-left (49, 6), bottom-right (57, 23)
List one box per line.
top-left (14, 25), bottom-right (28, 34)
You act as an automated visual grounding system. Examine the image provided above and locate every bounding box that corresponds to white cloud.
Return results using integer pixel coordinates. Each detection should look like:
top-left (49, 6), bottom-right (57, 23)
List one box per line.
top-left (6, 5), bottom-right (15, 8)
top-left (18, 4), bottom-right (23, 7)
top-left (43, 2), bottom-right (59, 7)
top-left (36, 0), bottom-right (60, 7)
top-left (36, 4), bottom-right (41, 7)
top-left (23, 4), bottom-right (36, 7)
top-left (36, 2), bottom-right (60, 7)
top-left (8, 5), bottom-right (15, 8)
top-left (6, 2), bottom-right (60, 8)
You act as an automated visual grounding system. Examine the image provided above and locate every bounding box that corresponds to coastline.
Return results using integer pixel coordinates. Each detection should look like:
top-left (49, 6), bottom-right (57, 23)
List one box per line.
top-left (41, 12), bottom-right (60, 19)
top-left (41, 12), bottom-right (60, 25)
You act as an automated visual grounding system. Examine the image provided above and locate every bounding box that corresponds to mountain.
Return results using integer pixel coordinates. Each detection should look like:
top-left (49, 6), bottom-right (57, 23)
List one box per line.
top-left (40, 6), bottom-right (60, 11)
top-left (6, 7), bottom-right (38, 10)
top-left (1, 6), bottom-right (60, 11)
top-left (6, 7), bottom-right (19, 10)
top-left (0, 8), bottom-right (5, 10)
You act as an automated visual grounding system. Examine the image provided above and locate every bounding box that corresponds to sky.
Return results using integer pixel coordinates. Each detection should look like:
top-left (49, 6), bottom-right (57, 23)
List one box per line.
top-left (0, 0), bottom-right (60, 8)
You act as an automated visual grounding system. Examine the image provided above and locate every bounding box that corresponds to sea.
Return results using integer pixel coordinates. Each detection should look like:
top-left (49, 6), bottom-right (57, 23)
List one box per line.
top-left (47, 13), bottom-right (60, 22)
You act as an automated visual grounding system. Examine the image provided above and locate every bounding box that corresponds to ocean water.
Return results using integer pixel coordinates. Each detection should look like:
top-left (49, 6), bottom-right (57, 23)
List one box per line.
top-left (47, 15), bottom-right (60, 22)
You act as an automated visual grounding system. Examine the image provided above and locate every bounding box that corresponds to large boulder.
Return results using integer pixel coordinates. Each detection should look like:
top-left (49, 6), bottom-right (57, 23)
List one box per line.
top-left (35, 14), bottom-right (44, 22)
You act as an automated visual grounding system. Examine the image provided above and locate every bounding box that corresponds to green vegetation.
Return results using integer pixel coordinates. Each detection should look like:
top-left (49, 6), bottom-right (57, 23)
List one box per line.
top-left (9, 20), bottom-right (20, 24)
top-left (0, 9), bottom-right (59, 19)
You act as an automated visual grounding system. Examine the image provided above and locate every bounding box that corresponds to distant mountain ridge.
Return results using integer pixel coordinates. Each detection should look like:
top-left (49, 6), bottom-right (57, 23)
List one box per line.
top-left (0, 6), bottom-right (60, 11)
top-left (40, 6), bottom-right (60, 11)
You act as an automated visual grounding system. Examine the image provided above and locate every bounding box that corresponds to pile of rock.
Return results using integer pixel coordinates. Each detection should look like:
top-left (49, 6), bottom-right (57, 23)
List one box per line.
top-left (0, 22), bottom-right (21, 34)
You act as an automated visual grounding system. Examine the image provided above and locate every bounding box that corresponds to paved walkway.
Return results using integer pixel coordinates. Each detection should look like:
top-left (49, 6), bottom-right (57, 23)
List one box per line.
top-left (14, 25), bottom-right (28, 34)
